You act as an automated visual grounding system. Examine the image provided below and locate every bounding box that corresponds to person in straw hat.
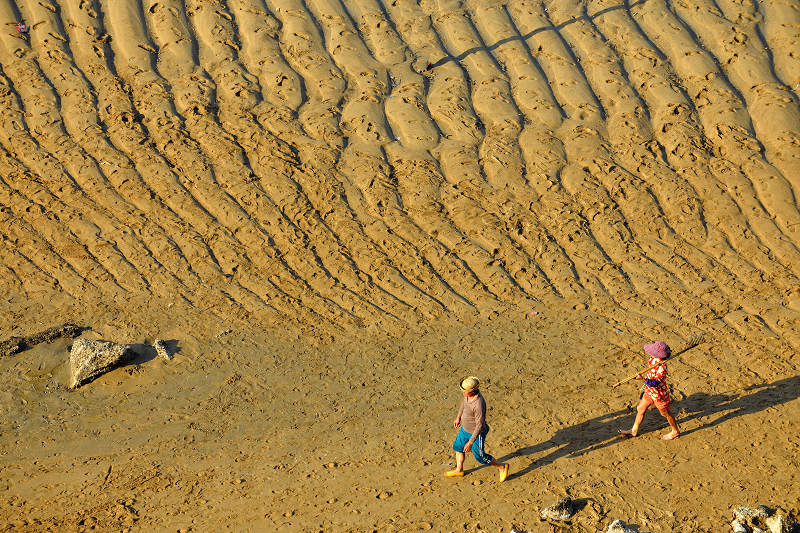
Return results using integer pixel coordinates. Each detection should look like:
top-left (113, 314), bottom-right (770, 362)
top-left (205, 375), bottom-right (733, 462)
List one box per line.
top-left (445, 376), bottom-right (509, 481)
top-left (618, 341), bottom-right (680, 440)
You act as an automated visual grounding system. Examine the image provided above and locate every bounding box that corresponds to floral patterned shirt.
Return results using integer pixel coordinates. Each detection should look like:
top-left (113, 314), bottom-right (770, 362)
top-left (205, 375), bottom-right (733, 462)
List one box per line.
top-left (643, 357), bottom-right (670, 404)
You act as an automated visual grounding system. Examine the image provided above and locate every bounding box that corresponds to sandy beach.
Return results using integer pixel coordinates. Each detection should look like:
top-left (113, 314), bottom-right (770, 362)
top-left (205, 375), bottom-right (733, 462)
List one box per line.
top-left (0, 0), bottom-right (799, 531)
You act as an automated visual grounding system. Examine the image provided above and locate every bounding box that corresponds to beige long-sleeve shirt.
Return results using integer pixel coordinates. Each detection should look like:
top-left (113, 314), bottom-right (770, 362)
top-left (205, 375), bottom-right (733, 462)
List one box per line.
top-left (457, 393), bottom-right (487, 442)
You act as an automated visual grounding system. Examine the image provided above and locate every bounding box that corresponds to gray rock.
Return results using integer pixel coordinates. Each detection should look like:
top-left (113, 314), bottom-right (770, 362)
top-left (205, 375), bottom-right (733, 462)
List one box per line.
top-left (153, 339), bottom-right (172, 361)
top-left (541, 497), bottom-right (575, 521)
top-left (731, 506), bottom-right (795, 533)
top-left (607, 520), bottom-right (645, 533)
top-left (69, 339), bottom-right (134, 389)
top-left (734, 506), bottom-right (770, 522)
top-left (1, 323), bottom-right (83, 357)
top-left (766, 514), bottom-right (790, 533)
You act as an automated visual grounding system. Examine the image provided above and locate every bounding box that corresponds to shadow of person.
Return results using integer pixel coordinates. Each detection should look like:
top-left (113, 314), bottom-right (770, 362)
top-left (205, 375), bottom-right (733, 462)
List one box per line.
top-left (676, 375), bottom-right (800, 437)
top-left (498, 375), bottom-right (800, 481)
top-left (497, 406), bottom-right (634, 481)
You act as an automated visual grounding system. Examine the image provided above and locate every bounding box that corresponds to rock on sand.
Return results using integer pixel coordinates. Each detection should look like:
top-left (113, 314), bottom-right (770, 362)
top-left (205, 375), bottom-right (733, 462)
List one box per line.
top-left (731, 505), bottom-right (794, 533)
top-left (69, 339), bottom-right (134, 389)
top-left (153, 339), bottom-right (172, 361)
top-left (541, 496), bottom-right (575, 521)
top-left (607, 520), bottom-right (646, 533)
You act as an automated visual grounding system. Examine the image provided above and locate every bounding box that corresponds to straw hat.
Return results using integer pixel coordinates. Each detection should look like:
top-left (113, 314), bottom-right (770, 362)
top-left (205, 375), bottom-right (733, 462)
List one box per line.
top-left (644, 341), bottom-right (671, 359)
top-left (460, 376), bottom-right (480, 392)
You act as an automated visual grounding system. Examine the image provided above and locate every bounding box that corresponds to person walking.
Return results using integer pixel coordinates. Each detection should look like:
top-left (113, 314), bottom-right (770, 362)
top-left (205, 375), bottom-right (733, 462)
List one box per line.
top-left (618, 341), bottom-right (680, 440)
top-left (445, 376), bottom-right (510, 481)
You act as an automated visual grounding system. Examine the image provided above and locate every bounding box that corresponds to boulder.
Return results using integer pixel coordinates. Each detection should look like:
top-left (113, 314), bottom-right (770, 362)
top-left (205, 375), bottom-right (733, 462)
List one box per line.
top-left (153, 339), bottom-right (172, 361)
top-left (541, 497), bottom-right (575, 521)
top-left (69, 339), bottom-right (134, 389)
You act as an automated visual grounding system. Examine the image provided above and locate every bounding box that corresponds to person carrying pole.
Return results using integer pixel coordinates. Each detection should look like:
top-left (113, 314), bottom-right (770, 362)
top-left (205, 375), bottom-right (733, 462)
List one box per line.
top-left (618, 341), bottom-right (680, 440)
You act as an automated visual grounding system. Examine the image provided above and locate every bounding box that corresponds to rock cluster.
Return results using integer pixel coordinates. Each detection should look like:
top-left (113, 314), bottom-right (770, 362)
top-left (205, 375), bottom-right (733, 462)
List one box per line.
top-left (731, 506), bottom-right (793, 533)
top-left (541, 497), bottom-right (575, 521)
top-left (69, 339), bottom-right (134, 389)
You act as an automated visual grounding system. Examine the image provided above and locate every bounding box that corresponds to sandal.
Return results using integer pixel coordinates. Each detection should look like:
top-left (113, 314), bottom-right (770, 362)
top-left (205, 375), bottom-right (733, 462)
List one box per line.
top-left (499, 464), bottom-right (509, 482)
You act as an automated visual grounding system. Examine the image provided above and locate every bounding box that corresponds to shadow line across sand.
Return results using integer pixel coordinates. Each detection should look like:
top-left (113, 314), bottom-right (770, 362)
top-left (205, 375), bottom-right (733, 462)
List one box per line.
top-left (428, 0), bottom-right (654, 70)
top-left (496, 375), bottom-right (800, 481)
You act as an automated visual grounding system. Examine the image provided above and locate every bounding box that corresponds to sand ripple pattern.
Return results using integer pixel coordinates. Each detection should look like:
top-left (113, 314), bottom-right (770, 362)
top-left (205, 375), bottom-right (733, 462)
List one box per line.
top-left (0, 0), bottom-right (799, 349)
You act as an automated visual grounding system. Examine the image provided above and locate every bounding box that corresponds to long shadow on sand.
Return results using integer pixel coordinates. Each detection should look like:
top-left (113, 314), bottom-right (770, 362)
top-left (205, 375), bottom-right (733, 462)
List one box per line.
top-left (495, 406), bottom-right (633, 481)
top-left (498, 375), bottom-right (800, 480)
top-left (676, 375), bottom-right (800, 437)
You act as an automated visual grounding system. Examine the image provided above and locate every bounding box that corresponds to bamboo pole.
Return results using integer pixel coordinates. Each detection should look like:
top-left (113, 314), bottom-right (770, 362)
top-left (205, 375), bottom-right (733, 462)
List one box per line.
top-left (611, 334), bottom-right (706, 388)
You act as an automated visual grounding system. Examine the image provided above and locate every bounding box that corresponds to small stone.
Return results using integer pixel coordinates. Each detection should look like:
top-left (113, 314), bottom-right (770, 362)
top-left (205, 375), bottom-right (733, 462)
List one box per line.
top-left (153, 339), bottom-right (172, 361)
top-left (377, 491), bottom-right (391, 499)
top-left (69, 339), bottom-right (135, 388)
top-left (541, 496), bottom-right (575, 521)
top-left (606, 520), bottom-right (642, 533)
top-left (472, 480), bottom-right (482, 486)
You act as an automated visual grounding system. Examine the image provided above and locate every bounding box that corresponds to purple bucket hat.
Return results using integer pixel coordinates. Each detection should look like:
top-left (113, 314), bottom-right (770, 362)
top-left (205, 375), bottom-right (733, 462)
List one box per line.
top-left (644, 341), bottom-right (671, 359)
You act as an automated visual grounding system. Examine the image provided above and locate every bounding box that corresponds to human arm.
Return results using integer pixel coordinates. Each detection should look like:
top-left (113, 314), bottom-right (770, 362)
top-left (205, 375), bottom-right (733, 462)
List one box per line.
top-left (453, 398), bottom-right (464, 428)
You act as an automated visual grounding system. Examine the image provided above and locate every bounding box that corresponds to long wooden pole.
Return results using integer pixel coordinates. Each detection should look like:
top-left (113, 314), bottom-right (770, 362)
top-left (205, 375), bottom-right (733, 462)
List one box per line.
top-left (611, 334), bottom-right (705, 388)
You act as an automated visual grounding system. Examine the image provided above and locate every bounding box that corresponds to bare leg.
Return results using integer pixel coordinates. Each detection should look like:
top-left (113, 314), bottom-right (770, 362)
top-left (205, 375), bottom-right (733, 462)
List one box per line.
top-left (489, 459), bottom-right (504, 472)
top-left (455, 452), bottom-right (465, 472)
top-left (445, 452), bottom-right (466, 476)
top-left (659, 406), bottom-right (680, 439)
top-left (619, 397), bottom-right (652, 437)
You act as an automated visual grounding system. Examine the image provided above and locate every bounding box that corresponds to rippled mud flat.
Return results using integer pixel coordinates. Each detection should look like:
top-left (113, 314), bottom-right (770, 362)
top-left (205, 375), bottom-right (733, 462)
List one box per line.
top-left (0, 0), bottom-right (799, 531)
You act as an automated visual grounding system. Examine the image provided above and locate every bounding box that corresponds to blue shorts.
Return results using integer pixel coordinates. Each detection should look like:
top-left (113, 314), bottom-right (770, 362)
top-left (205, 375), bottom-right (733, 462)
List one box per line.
top-left (453, 426), bottom-right (493, 465)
